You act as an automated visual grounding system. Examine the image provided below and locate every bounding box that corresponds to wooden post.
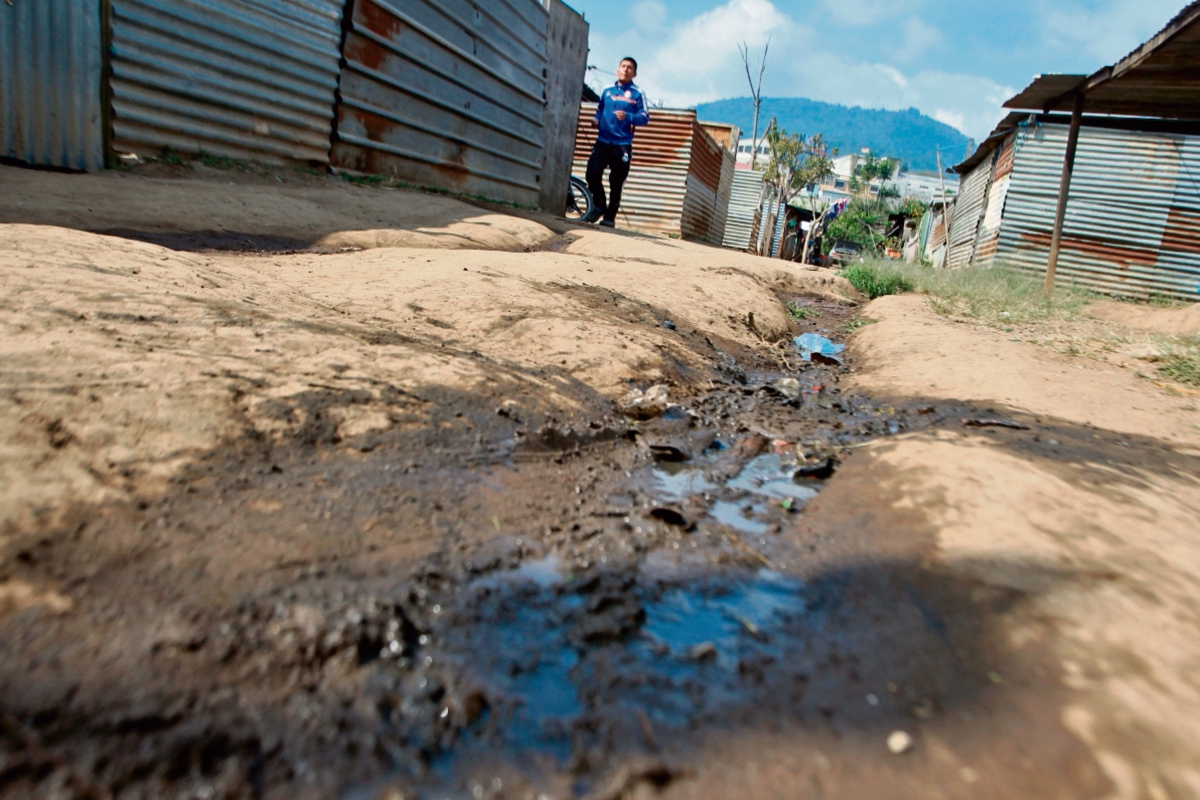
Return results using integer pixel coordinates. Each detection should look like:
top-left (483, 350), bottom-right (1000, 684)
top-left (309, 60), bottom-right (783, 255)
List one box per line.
top-left (1045, 93), bottom-right (1086, 294)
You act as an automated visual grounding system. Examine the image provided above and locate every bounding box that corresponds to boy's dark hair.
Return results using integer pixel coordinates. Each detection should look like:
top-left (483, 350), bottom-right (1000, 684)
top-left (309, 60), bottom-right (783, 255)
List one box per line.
top-left (620, 57), bottom-right (638, 72)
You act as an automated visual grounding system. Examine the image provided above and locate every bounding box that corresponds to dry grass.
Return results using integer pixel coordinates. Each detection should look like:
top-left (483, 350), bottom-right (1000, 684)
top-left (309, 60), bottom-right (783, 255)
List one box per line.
top-left (840, 258), bottom-right (1093, 326)
top-left (839, 258), bottom-right (1200, 392)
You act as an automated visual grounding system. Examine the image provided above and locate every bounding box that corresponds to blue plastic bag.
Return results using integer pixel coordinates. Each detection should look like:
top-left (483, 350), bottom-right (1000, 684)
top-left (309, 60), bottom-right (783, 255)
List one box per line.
top-left (795, 333), bottom-right (845, 364)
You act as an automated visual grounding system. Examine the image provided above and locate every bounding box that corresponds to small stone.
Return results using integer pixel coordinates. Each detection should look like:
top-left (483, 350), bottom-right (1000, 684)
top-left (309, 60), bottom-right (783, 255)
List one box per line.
top-left (960, 767), bottom-right (979, 784)
top-left (887, 730), bottom-right (913, 755)
top-left (867, 694), bottom-right (879, 706)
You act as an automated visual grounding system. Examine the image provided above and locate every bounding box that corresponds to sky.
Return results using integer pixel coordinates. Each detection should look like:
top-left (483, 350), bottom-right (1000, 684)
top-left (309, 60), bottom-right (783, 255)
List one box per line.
top-left (567, 0), bottom-right (1186, 141)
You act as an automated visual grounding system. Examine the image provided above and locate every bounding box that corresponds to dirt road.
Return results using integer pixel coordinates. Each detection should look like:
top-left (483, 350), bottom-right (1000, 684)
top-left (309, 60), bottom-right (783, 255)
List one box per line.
top-left (2, 163), bottom-right (1198, 799)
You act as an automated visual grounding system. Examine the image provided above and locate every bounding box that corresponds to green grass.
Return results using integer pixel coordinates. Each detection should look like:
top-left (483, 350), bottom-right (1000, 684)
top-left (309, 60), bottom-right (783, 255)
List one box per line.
top-left (845, 317), bottom-right (878, 333)
top-left (1156, 335), bottom-right (1200, 386)
top-left (341, 172), bottom-right (385, 186)
top-left (155, 147), bottom-right (189, 167)
top-left (786, 301), bottom-right (823, 320)
top-left (840, 262), bottom-right (915, 299)
top-left (837, 257), bottom-right (1094, 326)
top-left (197, 150), bottom-right (249, 171)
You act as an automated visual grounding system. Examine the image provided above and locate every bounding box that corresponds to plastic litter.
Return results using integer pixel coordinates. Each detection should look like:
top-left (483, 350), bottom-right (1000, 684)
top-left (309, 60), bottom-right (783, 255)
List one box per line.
top-left (662, 320), bottom-right (677, 330)
top-left (794, 333), bottom-right (845, 364)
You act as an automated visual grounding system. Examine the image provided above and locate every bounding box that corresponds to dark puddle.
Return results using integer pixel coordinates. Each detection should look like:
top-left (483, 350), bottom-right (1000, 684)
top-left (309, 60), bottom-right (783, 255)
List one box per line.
top-left (348, 541), bottom-right (1016, 800)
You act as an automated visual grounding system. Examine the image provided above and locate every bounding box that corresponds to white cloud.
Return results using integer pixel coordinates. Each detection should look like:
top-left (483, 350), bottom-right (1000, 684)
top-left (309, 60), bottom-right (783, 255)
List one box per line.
top-left (589, 0), bottom-right (790, 107)
top-left (878, 65), bottom-right (908, 89)
top-left (632, 1), bottom-right (668, 32)
top-left (819, 0), bottom-right (905, 26)
top-left (891, 18), bottom-right (942, 63)
top-left (1040, 0), bottom-right (1184, 63)
top-left (932, 110), bottom-right (965, 131)
top-left (589, 0), bottom-right (1015, 141)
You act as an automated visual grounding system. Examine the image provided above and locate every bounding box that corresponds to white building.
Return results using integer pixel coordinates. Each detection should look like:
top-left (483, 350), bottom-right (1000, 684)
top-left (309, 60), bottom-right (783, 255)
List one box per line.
top-left (886, 171), bottom-right (959, 203)
top-left (735, 137), bottom-right (770, 168)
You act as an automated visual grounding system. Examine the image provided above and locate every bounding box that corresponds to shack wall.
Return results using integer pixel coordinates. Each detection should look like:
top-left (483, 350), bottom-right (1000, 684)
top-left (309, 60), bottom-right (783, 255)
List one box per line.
top-left (1, 0), bottom-right (104, 170)
top-left (722, 169), bottom-right (763, 250)
top-left (108, 0), bottom-right (344, 165)
top-left (572, 103), bottom-right (693, 236)
top-left (995, 123), bottom-right (1200, 301)
top-left (538, 0), bottom-right (588, 213)
top-left (681, 119), bottom-right (726, 244)
top-left (332, 0), bottom-right (548, 207)
top-left (946, 148), bottom-right (993, 269)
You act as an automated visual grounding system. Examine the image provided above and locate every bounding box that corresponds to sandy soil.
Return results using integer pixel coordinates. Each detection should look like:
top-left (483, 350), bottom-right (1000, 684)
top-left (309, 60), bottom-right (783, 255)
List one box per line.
top-left (836, 294), bottom-right (1200, 798)
top-left (1084, 299), bottom-right (1200, 337)
top-left (3, 164), bottom-right (1200, 800)
top-left (0, 163), bottom-right (557, 253)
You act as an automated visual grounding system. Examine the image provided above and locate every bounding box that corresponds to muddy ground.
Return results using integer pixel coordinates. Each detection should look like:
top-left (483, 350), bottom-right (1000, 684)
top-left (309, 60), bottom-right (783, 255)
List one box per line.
top-left (3, 163), bottom-right (1200, 800)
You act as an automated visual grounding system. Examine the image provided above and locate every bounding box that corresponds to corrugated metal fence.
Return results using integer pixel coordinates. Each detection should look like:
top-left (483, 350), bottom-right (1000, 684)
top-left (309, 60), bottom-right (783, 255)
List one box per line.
top-left (571, 104), bottom-right (733, 243)
top-left (952, 122), bottom-right (1200, 300)
top-left (681, 118), bottom-right (729, 244)
top-left (1, 0), bottom-right (104, 171)
top-left (723, 169), bottom-right (763, 250)
top-left (573, 104), bottom-right (691, 237)
top-left (108, 0), bottom-right (344, 165)
top-left (332, 0), bottom-right (549, 206)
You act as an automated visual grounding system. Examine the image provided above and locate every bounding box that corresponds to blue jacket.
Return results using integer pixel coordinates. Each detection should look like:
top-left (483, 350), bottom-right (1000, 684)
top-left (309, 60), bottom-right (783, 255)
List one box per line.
top-left (594, 82), bottom-right (649, 146)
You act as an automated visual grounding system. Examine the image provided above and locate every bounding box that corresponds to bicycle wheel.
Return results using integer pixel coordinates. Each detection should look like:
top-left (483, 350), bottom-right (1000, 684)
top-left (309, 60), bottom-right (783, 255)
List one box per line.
top-left (565, 176), bottom-right (593, 221)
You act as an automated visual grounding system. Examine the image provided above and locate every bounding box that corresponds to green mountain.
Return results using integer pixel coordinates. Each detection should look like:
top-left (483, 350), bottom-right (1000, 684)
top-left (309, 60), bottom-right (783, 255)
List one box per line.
top-left (693, 97), bottom-right (972, 173)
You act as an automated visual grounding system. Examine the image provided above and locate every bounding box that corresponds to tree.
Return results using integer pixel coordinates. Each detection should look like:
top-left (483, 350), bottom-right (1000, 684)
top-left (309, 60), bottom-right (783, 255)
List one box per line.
top-left (759, 122), bottom-right (837, 261)
top-left (738, 39), bottom-right (770, 169)
top-left (847, 153), bottom-right (898, 197)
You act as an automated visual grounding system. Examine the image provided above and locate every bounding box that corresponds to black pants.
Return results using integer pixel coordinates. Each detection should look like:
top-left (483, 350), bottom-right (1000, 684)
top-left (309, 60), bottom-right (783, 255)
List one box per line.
top-left (586, 141), bottom-right (632, 222)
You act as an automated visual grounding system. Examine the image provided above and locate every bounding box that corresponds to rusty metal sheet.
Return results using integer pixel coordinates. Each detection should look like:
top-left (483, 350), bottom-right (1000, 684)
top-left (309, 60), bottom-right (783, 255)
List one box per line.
top-left (995, 122), bottom-right (1200, 301)
top-left (946, 144), bottom-right (995, 269)
top-left (109, 0), bottom-right (344, 165)
top-left (710, 144), bottom-right (736, 247)
top-left (722, 169), bottom-right (763, 250)
top-left (682, 120), bottom-right (726, 244)
top-left (1, 0), bottom-right (104, 170)
top-left (573, 104), bottom-right (694, 236)
top-left (333, 0), bottom-right (548, 206)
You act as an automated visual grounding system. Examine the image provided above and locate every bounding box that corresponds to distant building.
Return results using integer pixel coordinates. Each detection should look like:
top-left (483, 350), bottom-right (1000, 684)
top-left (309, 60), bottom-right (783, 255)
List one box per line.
top-left (735, 137), bottom-right (770, 168)
top-left (887, 171), bottom-right (959, 204)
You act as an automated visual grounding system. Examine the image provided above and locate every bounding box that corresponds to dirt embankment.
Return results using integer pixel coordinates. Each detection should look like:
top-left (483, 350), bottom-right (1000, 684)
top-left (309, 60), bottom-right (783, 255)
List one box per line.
top-left (3, 165), bottom-right (1200, 800)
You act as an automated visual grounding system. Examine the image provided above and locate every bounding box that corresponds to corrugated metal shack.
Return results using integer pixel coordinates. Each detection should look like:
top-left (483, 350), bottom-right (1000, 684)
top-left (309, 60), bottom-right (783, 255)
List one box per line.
top-left (723, 169), bottom-right (764, 250)
top-left (1, 0), bottom-right (104, 171)
top-left (571, 103), bottom-right (735, 243)
top-left (2, 0), bottom-right (589, 210)
top-left (333, 0), bottom-right (552, 206)
top-left (949, 113), bottom-right (1200, 300)
top-left (973, 2), bottom-right (1200, 299)
top-left (108, 0), bottom-right (345, 166)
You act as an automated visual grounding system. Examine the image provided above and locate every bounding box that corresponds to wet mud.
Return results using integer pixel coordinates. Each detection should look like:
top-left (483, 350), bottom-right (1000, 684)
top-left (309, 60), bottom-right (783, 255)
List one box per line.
top-left (0, 297), bottom-right (1116, 799)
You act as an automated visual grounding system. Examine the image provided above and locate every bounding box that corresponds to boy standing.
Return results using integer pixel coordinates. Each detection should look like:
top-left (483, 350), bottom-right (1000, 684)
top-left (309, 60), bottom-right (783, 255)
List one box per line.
top-left (586, 57), bottom-right (649, 228)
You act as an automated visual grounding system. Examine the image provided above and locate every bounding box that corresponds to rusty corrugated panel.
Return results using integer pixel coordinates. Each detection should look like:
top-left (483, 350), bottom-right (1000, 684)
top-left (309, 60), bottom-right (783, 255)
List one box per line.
top-left (333, 0), bottom-right (548, 206)
top-left (993, 134), bottom-right (1016, 179)
top-left (1, 0), bottom-right (104, 170)
top-left (722, 169), bottom-right (763, 250)
top-left (973, 174), bottom-right (1011, 268)
top-left (946, 145), bottom-right (995, 269)
top-left (109, 0), bottom-right (344, 165)
top-left (924, 207), bottom-right (947, 263)
top-left (572, 103), bottom-right (694, 235)
top-left (972, 134), bottom-right (1016, 268)
top-left (681, 119), bottom-right (725, 243)
top-left (995, 123), bottom-right (1200, 301)
top-left (709, 145), bottom-right (736, 247)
